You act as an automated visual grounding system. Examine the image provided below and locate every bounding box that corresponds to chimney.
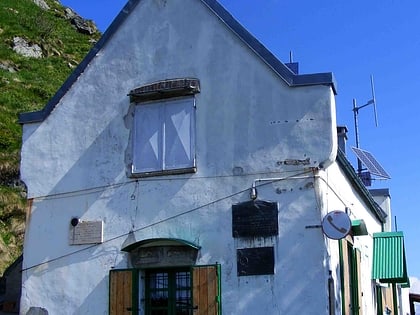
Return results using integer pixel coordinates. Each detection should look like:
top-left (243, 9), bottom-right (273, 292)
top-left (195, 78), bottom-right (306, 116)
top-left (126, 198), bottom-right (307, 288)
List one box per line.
top-left (285, 51), bottom-right (299, 74)
top-left (285, 62), bottom-right (299, 75)
top-left (337, 126), bottom-right (348, 154)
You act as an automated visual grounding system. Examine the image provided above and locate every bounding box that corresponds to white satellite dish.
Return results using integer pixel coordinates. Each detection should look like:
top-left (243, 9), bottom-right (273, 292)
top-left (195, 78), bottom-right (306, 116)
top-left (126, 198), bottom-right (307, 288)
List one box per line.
top-left (321, 211), bottom-right (351, 240)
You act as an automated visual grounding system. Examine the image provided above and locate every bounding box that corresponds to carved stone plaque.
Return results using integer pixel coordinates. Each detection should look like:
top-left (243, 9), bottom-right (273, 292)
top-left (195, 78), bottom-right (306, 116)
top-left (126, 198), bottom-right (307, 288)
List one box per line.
top-left (130, 245), bottom-right (198, 268)
top-left (237, 247), bottom-right (274, 276)
top-left (232, 200), bottom-right (278, 237)
top-left (69, 221), bottom-right (103, 245)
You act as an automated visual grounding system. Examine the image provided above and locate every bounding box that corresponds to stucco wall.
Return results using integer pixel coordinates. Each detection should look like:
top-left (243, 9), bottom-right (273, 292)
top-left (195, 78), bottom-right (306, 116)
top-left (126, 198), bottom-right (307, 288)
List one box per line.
top-left (318, 161), bottom-right (384, 314)
top-left (20, 0), bottom-right (338, 314)
top-left (20, 0), bottom-right (336, 199)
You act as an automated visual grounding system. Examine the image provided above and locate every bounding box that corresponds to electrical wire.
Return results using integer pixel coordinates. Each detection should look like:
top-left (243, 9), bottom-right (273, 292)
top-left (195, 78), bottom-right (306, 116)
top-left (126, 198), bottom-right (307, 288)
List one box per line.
top-left (28, 168), bottom-right (310, 201)
top-left (21, 169), bottom-right (314, 272)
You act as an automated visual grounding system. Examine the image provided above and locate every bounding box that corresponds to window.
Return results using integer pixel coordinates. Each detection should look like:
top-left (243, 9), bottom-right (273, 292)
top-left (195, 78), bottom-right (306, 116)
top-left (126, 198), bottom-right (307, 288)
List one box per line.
top-left (109, 265), bottom-right (221, 315)
top-left (129, 78), bottom-right (200, 177)
top-left (132, 96), bottom-right (196, 176)
top-left (145, 268), bottom-right (192, 315)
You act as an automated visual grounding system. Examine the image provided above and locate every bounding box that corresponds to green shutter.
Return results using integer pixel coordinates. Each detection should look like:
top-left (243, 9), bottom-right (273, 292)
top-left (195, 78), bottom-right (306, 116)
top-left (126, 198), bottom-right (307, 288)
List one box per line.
top-left (372, 232), bottom-right (409, 285)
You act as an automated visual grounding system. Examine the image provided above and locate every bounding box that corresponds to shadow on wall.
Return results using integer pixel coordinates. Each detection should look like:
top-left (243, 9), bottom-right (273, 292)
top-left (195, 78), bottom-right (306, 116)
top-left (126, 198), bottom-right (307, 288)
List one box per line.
top-left (21, 244), bottom-right (129, 315)
top-left (44, 109), bottom-right (129, 197)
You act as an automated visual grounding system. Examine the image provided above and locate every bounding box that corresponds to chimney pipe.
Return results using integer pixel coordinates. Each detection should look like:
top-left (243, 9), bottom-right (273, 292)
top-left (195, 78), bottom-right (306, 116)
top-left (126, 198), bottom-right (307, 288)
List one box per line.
top-left (337, 126), bottom-right (348, 154)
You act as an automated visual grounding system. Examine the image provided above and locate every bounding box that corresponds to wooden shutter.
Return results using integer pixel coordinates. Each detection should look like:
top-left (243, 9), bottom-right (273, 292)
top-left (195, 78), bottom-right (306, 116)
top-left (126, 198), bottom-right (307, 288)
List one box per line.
top-left (381, 285), bottom-right (394, 313)
top-left (109, 269), bottom-right (137, 315)
top-left (192, 265), bottom-right (221, 315)
top-left (340, 239), bottom-right (352, 315)
top-left (341, 239), bottom-right (363, 315)
top-left (354, 249), bottom-right (363, 315)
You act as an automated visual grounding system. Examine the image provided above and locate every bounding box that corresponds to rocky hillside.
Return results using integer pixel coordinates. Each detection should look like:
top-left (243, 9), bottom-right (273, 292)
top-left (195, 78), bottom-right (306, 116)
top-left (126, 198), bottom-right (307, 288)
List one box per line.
top-left (0, 0), bottom-right (100, 274)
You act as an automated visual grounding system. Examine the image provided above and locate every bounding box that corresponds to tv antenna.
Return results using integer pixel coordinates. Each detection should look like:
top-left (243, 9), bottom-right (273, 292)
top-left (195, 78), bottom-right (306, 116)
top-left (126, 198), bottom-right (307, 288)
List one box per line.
top-left (351, 75), bottom-right (390, 186)
top-left (352, 75), bottom-right (378, 174)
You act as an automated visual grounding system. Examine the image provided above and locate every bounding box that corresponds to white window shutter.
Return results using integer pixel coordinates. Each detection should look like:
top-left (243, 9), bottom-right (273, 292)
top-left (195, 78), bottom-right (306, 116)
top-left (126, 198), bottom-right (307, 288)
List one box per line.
top-left (164, 98), bottom-right (195, 170)
top-left (133, 103), bottom-right (163, 173)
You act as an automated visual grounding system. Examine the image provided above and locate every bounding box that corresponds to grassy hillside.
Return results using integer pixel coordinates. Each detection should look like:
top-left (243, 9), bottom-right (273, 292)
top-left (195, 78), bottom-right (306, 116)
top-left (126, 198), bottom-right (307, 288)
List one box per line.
top-left (0, 0), bottom-right (100, 274)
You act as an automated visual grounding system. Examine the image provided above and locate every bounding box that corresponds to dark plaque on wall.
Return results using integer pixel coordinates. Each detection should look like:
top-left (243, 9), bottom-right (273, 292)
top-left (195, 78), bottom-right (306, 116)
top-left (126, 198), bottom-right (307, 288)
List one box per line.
top-left (232, 200), bottom-right (278, 237)
top-left (237, 247), bottom-right (274, 276)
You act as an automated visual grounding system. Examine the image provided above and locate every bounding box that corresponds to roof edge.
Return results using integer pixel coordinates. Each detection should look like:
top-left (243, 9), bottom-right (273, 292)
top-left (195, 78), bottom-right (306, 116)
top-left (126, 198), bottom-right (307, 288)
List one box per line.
top-left (19, 0), bottom-right (337, 124)
top-left (202, 0), bottom-right (337, 93)
top-left (337, 149), bottom-right (387, 223)
top-left (18, 0), bottom-right (142, 124)
top-left (373, 231), bottom-right (404, 238)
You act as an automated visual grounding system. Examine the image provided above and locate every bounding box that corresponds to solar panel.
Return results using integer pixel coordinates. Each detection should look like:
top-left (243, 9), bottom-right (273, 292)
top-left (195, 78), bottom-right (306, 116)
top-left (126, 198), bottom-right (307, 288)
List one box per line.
top-left (351, 147), bottom-right (391, 179)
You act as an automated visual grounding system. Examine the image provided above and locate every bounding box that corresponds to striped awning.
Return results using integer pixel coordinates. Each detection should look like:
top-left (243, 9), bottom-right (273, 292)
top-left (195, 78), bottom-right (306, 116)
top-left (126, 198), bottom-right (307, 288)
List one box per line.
top-left (372, 232), bottom-right (409, 285)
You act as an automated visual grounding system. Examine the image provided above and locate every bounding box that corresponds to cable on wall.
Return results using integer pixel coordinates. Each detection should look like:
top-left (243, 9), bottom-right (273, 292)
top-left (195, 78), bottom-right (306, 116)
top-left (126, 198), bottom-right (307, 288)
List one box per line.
top-left (21, 169), bottom-right (312, 272)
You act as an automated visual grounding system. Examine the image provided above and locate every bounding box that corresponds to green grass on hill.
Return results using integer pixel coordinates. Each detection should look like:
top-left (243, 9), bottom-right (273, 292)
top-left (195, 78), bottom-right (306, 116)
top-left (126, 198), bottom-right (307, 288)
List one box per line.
top-left (0, 0), bottom-right (100, 274)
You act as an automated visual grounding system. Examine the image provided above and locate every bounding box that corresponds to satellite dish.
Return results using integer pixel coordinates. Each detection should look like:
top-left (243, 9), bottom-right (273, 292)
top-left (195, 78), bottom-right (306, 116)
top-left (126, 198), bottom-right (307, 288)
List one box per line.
top-left (321, 211), bottom-right (351, 240)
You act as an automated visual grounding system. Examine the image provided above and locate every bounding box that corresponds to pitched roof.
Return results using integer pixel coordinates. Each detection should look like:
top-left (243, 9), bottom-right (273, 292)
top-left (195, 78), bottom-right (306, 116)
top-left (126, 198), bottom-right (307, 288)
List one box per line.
top-left (19, 0), bottom-right (337, 124)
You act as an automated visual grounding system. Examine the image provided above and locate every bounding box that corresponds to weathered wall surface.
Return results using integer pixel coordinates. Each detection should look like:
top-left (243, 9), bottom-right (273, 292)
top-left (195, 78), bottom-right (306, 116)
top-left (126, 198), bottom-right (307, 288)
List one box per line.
top-left (20, 0), bottom-right (338, 314)
top-left (318, 161), bottom-right (384, 314)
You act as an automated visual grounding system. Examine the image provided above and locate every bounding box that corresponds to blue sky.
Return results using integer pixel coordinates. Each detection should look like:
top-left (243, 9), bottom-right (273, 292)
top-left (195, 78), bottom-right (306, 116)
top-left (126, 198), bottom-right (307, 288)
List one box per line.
top-left (60, 0), bottom-right (420, 280)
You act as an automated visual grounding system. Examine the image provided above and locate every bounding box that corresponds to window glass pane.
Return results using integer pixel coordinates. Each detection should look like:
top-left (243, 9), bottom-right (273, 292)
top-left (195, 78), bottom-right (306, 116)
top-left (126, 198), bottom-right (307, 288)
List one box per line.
top-left (164, 98), bottom-right (194, 170)
top-left (133, 103), bottom-right (163, 173)
top-left (146, 269), bottom-right (192, 315)
top-left (132, 97), bottom-right (195, 175)
top-left (149, 272), bottom-right (169, 310)
top-left (175, 271), bottom-right (191, 313)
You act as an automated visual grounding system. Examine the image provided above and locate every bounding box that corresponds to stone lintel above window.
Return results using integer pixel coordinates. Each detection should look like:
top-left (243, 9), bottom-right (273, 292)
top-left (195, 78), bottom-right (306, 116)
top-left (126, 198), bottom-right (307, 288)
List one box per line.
top-left (128, 78), bottom-right (200, 102)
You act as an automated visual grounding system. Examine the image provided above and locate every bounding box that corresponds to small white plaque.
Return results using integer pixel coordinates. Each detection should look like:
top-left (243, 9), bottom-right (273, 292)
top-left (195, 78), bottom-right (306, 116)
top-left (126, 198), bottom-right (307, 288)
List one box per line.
top-left (70, 221), bottom-right (103, 245)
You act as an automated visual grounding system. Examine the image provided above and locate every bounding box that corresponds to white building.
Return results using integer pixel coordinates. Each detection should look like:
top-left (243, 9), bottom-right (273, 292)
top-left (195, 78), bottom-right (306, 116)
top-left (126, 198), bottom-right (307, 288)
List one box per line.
top-left (18, 0), bottom-right (409, 314)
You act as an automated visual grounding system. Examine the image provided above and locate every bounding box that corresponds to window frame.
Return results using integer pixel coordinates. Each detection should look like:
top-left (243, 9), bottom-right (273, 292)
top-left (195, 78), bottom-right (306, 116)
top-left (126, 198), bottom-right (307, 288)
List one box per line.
top-left (131, 96), bottom-right (197, 177)
top-left (109, 264), bottom-right (221, 315)
top-left (129, 78), bottom-right (200, 178)
top-left (145, 267), bottom-right (193, 315)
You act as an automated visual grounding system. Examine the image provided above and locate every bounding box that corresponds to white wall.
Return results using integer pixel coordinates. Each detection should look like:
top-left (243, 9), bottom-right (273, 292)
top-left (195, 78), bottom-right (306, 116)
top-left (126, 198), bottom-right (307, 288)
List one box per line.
top-left (20, 0), bottom-right (338, 314)
top-left (318, 161), bottom-right (384, 314)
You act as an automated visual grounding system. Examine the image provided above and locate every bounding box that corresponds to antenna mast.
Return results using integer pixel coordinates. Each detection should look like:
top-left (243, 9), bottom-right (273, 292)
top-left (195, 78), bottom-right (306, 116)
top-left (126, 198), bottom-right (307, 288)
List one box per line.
top-left (352, 75), bottom-right (378, 174)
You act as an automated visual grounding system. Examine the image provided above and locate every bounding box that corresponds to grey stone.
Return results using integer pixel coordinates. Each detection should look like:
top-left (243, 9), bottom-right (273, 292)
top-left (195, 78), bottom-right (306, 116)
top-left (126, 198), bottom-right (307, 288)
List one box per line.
top-left (0, 61), bottom-right (17, 72)
top-left (26, 307), bottom-right (48, 315)
top-left (33, 0), bottom-right (50, 10)
top-left (64, 7), bottom-right (77, 20)
top-left (12, 37), bottom-right (43, 58)
top-left (71, 16), bottom-right (95, 35)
